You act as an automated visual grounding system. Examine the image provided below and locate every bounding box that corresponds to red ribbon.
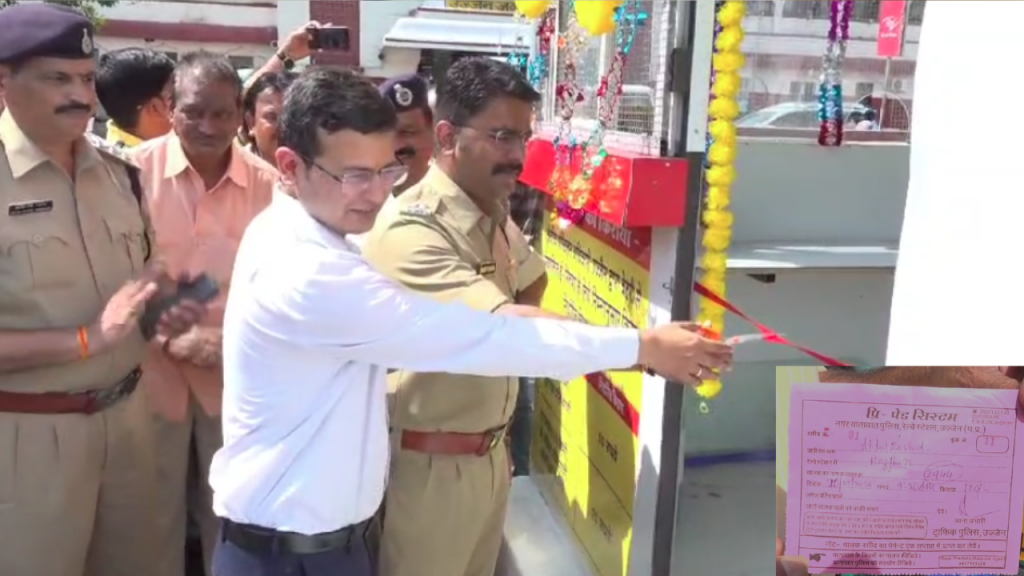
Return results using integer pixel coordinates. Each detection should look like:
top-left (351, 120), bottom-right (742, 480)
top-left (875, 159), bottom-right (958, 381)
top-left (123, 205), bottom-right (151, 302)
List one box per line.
top-left (693, 282), bottom-right (852, 367)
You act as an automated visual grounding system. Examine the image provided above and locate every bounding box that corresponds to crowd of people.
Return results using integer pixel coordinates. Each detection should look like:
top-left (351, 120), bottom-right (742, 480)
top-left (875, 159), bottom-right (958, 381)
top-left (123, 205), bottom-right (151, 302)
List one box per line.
top-left (0, 3), bottom-right (736, 576)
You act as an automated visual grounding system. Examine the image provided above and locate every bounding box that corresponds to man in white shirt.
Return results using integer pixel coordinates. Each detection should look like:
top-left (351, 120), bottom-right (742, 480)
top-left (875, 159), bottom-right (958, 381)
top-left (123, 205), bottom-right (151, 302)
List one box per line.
top-left (209, 68), bottom-right (733, 576)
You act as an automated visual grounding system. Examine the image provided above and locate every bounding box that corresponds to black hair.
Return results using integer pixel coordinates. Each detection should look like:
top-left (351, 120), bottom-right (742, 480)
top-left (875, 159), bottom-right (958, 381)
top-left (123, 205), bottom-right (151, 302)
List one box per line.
top-left (436, 57), bottom-right (540, 126)
top-left (95, 48), bottom-right (175, 131)
top-left (278, 67), bottom-right (397, 165)
top-left (241, 71), bottom-right (298, 143)
top-left (173, 50), bottom-right (243, 104)
top-left (243, 71), bottom-right (299, 116)
top-left (863, 108), bottom-right (877, 121)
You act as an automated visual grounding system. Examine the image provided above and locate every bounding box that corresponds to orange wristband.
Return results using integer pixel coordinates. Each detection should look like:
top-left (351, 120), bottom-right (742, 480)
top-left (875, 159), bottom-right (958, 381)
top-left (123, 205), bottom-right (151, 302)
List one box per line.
top-left (77, 326), bottom-right (89, 360)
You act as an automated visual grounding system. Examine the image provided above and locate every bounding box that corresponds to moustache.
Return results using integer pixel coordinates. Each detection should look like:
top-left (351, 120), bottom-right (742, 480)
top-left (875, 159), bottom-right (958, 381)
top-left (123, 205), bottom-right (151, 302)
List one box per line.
top-left (55, 102), bottom-right (92, 115)
top-left (492, 163), bottom-right (523, 176)
top-left (395, 146), bottom-right (416, 160)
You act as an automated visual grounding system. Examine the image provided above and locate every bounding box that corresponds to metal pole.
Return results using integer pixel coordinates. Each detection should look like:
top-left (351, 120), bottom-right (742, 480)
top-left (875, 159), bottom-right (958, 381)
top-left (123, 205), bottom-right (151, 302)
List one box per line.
top-left (879, 56), bottom-right (892, 129)
top-left (650, 0), bottom-right (716, 575)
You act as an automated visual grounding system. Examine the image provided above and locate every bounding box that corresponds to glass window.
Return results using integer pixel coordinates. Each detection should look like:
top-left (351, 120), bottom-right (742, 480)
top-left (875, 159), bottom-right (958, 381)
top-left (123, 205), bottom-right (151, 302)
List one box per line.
top-left (772, 110), bottom-right (819, 129)
top-left (746, 1), bottom-right (776, 17)
top-left (908, 0), bottom-right (926, 25)
top-left (228, 55), bottom-right (254, 70)
top-left (782, 0), bottom-right (830, 19)
top-left (851, 0), bottom-right (880, 23)
top-left (855, 82), bottom-right (875, 100)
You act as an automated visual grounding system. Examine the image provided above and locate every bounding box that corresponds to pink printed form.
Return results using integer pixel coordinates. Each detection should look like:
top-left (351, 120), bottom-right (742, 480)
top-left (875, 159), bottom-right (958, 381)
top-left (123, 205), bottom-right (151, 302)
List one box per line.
top-left (785, 382), bottom-right (1024, 575)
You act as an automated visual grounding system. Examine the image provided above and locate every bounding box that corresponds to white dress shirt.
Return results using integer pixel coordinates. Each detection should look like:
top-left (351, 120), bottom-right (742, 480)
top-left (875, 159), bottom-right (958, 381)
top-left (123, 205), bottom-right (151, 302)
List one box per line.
top-left (210, 190), bottom-right (642, 535)
top-left (887, 1), bottom-right (1024, 365)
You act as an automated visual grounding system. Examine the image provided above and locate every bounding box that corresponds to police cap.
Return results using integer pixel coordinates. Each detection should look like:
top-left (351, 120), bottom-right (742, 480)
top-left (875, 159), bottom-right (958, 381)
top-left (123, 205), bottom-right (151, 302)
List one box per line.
top-left (0, 3), bottom-right (95, 64)
top-left (379, 74), bottom-right (429, 114)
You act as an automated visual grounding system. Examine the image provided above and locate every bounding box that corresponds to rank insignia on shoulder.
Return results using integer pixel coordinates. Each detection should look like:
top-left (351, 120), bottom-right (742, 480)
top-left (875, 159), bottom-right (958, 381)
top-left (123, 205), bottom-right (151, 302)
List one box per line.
top-left (400, 202), bottom-right (433, 217)
top-left (85, 133), bottom-right (136, 167)
top-left (476, 261), bottom-right (497, 276)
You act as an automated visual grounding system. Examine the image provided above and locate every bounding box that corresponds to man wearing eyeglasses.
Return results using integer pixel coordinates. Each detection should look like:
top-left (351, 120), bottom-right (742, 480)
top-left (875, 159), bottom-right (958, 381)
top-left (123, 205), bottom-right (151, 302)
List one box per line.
top-left (360, 57), bottom-right (551, 576)
top-left (132, 51), bottom-right (277, 576)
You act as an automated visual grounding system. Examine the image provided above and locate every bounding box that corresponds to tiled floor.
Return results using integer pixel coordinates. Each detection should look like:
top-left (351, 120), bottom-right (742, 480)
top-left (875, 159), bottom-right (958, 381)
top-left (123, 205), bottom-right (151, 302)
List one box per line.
top-left (674, 460), bottom-right (773, 576)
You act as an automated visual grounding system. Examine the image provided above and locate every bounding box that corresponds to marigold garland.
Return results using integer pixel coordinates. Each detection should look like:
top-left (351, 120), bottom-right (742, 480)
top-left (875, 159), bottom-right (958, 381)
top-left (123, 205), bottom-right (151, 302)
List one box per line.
top-left (695, 0), bottom-right (745, 403)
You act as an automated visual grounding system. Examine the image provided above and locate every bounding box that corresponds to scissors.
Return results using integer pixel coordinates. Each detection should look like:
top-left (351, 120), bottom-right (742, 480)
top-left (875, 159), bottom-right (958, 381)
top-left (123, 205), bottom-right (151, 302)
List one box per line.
top-left (696, 323), bottom-right (779, 346)
top-left (725, 333), bottom-right (780, 345)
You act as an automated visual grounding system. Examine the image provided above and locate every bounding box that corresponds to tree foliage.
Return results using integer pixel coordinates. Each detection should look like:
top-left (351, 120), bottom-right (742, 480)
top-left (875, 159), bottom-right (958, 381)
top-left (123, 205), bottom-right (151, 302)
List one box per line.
top-left (0, 0), bottom-right (120, 26)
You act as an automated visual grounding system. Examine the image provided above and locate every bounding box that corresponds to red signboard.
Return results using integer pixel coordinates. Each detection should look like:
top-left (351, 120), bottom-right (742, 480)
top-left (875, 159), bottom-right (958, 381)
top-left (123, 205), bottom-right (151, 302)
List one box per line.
top-left (876, 0), bottom-right (907, 58)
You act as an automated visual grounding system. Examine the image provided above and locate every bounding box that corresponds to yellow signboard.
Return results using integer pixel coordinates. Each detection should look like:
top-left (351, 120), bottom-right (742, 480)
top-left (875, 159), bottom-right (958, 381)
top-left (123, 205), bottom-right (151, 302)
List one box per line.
top-left (445, 1), bottom-right (517, 12)
top-left (532, 206), bottom-right (652, 576)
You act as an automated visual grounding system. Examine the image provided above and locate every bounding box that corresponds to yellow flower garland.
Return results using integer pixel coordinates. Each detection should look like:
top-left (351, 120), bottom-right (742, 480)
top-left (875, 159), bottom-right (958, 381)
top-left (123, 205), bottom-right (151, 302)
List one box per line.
top-left (696, 1), bottom-right (745, 402)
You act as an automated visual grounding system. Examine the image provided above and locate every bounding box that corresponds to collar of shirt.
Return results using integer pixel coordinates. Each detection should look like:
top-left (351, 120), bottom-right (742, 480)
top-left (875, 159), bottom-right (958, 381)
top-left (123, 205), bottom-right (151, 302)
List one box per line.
top-left (105, 120), bottom-right (144, 149)
top-left (0, 108), bottom-right (103, 179)
top-left (272, 183), bottom-right (360, 253)
top-left (420, 164), bottom-right (506, 235)
top-left (163, 134), bottom-right (249, 188)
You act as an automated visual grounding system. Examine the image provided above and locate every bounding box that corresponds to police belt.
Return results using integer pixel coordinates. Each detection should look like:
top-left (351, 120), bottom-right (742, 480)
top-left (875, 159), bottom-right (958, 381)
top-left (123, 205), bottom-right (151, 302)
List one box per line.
top-left (0, 367), bottom-right (141, 415)
top-left (221, 518), bottom-right (372, 555)
top-left (400, 422), bottom-right (511, 456)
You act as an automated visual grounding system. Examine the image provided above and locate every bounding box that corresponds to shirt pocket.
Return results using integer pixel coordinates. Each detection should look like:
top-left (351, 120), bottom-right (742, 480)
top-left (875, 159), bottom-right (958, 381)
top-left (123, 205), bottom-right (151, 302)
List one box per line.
top-left (103, 216), bottom-right (148, 278)
top-left (0, 226), bottom-right (76, 291)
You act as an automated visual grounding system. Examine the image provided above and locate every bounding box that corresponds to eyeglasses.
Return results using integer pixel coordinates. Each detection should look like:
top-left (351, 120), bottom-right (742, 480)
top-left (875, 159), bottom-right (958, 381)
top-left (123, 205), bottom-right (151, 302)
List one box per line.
top-left (305, 158), bottom-right (409, 191)
top-left (458, 125), bottom-right (532, 150)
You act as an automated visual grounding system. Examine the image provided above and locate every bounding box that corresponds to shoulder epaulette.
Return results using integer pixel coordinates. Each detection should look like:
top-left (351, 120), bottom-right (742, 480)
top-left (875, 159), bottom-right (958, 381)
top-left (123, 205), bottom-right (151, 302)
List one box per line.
top-left (85, 132), bottom-right (138, 168)
top-left (397, 187), bottom-right (441, 218)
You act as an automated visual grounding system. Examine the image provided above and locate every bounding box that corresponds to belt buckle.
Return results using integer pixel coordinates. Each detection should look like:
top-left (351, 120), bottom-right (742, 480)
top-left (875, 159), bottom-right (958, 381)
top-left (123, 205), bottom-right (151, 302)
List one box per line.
top-left (478, 425), bottom-right (507, 456)
top-left (84, 369), bottom-right (140, 414)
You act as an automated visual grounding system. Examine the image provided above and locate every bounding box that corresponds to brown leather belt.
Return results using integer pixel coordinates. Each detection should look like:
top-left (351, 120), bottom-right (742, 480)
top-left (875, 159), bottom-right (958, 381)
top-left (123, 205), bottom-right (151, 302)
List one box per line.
top-left (0, 367), bottom-right (142, 415)
top-left (401, 423), bottom-right (511, 456)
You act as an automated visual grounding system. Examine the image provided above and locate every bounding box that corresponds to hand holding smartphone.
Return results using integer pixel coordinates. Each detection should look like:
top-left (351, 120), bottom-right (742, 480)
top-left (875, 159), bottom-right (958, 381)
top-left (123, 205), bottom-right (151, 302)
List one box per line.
top-left (139, 274), bottom-right (220, 341)
top-left (308, 26), bottom-right (350, 51)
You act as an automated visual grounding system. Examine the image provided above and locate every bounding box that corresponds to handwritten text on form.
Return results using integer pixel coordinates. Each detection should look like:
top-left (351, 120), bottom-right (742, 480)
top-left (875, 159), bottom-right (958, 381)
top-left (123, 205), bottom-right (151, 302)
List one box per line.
top-left (785, 383), bottom-right (1024, 575)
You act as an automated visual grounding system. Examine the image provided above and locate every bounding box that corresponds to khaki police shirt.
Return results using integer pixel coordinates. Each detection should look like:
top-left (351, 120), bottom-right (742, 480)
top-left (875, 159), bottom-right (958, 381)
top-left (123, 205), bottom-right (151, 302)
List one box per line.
top-left (361, 165), bottom-right (546, 433)
top-left (0, 110), bottom-right (153, 393)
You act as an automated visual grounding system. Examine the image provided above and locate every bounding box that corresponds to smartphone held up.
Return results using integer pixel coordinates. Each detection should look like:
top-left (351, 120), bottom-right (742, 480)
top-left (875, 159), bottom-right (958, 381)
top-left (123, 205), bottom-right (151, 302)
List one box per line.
top-left (308, 26), bottom-right (350, 52)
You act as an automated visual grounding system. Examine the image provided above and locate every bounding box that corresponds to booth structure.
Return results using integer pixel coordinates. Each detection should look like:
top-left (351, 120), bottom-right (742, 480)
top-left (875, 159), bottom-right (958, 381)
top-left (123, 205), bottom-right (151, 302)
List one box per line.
top-left (500, 2), bottom-right (772, 575)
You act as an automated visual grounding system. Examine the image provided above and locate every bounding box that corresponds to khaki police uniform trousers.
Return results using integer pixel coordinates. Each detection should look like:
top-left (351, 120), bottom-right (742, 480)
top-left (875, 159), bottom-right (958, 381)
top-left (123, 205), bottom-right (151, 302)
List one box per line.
top-left (151, 392), bottom-right (221, 576)
top-left (380, 440), bottom-right (511, 576)
top-left (0, 389), bottom-right (159, 576)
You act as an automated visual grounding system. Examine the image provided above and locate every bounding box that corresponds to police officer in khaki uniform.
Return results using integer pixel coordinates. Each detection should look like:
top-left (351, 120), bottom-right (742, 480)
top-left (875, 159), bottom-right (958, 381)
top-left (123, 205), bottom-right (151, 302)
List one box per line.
top-left (361, 58), bottom-right (548, 576)
top-left (0, 4), bottom-right (204, 576)
top-left (379, 73), bottom-right (434, 196)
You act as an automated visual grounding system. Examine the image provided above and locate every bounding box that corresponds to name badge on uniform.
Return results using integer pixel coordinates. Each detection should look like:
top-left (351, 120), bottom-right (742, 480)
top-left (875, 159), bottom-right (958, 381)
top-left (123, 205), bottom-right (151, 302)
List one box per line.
top-left (8, 200), bottom-right (53, 216)
top-left (476, 261), bottom-right (497, 276)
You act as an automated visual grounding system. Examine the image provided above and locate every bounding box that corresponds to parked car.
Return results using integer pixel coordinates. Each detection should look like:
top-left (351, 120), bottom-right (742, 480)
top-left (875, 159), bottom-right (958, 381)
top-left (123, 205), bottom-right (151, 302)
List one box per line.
top-left (735, 101), bottom-right (874, 129)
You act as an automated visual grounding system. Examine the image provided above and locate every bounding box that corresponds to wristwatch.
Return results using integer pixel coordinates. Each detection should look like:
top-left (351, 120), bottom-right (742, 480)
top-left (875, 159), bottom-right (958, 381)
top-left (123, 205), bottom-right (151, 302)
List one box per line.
top-left (275, 50), bottom-right (295, 71)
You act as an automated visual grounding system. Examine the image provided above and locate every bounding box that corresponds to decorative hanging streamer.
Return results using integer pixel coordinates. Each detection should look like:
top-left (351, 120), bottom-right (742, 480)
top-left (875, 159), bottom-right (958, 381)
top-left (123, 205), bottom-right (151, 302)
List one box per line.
top-left (509, 0), bottom-right (554, 89)
top-left (553, 0), bottom-right (648, 228)
top-left (549, 0), bottom-right (588, 215)
top-left (528, 9), bottom-right (556, 88)
top-left (817, 0), bottom-right (853, 146)
top-left (695, 0), bottom-right (745, 409)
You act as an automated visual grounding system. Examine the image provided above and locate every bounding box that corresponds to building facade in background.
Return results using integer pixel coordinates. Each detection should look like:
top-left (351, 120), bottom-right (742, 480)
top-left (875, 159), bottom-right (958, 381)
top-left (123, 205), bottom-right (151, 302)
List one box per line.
top-left (89, 0), bottom-right (923, 130)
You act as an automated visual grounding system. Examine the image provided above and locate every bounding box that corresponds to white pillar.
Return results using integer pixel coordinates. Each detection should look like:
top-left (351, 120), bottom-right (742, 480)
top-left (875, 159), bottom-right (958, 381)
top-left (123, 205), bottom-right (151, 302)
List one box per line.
top-left (276, 0), bottom-right (311, 45)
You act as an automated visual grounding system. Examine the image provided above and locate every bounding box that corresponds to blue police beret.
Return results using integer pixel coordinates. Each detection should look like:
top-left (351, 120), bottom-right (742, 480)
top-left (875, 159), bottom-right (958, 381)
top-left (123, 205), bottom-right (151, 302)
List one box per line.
top-left (0, 3), bottom-right (95, 64)
top-left (379, 74), bottom-right (429, 113)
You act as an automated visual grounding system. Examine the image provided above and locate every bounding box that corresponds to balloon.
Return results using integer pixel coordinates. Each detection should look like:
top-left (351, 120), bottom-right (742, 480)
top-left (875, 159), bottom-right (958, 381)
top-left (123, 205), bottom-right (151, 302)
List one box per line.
top-left (575, 0), bottom-right (619, 36)
top-left (515, 0), bottom-right (551, 19)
